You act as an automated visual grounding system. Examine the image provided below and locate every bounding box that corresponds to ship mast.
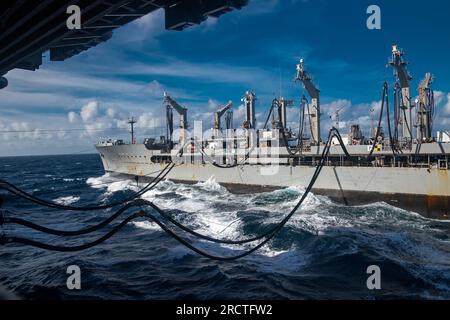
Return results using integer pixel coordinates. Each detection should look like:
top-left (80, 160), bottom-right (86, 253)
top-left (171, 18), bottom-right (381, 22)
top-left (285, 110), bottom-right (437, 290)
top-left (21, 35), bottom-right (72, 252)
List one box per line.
top-left (127, 116), bottom-right (137, 144)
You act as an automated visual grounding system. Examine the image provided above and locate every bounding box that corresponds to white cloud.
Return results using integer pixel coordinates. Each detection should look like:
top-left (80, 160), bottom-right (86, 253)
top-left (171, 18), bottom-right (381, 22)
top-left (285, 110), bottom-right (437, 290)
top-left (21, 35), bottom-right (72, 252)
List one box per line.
top-left (138, 112), bottom-right (164, 129)
top-left (80, 101), bottom-right (99, 123)
top-left (68, 111), bottom-right (79, 123)
top-left (434, 90), bottom-right (446, 106)
top-left (106, 107), bottom-right (116, 118)
top-left (207, 98), bottom-right (219, 110)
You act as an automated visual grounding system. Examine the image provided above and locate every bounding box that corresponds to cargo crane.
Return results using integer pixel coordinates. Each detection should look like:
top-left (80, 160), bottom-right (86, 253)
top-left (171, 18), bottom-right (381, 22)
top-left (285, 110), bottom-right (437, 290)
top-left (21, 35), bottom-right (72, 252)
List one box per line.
top-left (266, 97), bottom-right (293, 131)
top-left (295, 59), bottom-right (320, 145)
top-left (389, 45), bottom-right (413, 142)
top-left (242, 91), bottom-right (256, 129)
top-left (224, 109), bottom-right (233, 130)
top-left (164, 92), bottom-right (188, 146)
top-left (277, 97), bottom-right (294, 130)
top-left (416, 73), bottom-right (435, 142)
top-left (214, 101), bottom-right (233, 130)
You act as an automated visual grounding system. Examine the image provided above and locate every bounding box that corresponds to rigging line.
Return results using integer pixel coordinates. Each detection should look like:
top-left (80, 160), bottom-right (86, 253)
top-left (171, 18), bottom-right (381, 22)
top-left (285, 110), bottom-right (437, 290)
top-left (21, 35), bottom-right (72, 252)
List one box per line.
top-left (3, 165), bottom-right (176, 200)
top-left (367, 82), bottom-right (388, 158)
top-left (0, 141), bottom-right (187, 211)
top-left (20, 164), bottom-right (181, 199)
top-left (263, 101), bottom-right (274, 129)
top-left (1, 200), bottom-right (144, 236)
top-left (0, 130), bottom-right (332, 254)
top-left (383, 82), bottom-right (402, 156)
top-left (1, 129), bottom-right (335, 258)
top-left (0, 161), bottom-right (175, 211)
top-left (0, 211), bottom-right (145, 252)
top-left (192, 139), bottom-right (251, 169)
top-left (297, 97), bottom-right (306, 151)
top-left (277, 100), bottom-right (297, 155)
top-left (275, 99), bottom-right (305, 156)
top-left (393, 84), bottom-right (398, 140)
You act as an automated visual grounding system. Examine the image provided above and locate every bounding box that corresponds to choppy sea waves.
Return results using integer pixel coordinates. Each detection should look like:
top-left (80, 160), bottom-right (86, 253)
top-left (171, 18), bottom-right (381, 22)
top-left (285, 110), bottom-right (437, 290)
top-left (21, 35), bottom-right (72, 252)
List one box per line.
top-left (0, 154), bottom-right (449, 299)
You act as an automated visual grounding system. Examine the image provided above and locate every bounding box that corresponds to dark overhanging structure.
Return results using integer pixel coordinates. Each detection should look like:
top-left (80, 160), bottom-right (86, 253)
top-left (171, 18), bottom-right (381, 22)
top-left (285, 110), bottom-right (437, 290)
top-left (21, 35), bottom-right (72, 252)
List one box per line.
top-left (0, 0), bottom-right (248, 89)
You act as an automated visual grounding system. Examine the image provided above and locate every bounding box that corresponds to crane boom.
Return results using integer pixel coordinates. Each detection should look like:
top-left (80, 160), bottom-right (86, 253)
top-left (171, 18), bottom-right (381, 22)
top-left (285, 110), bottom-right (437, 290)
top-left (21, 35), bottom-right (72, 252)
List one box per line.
top-left (242, 91), bottom-right (256, 129)
top-left (389, 45), bottom-right (413, 141)
top-left (417, 73), bottom-right (434, 141)
top-left (214, 101), bottom-right (233, 129)
top-left (164, 92), bottom-right (188, 146)
top-left (295, 59), bottom-right (320, 145)
top-left (164, 92), bottom-right (188, 130)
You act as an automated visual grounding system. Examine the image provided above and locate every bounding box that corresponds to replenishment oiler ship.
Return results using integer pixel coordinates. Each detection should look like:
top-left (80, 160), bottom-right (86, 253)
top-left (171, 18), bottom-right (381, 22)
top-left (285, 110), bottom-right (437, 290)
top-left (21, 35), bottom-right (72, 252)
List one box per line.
top-left (96, 46), bottom-right (450, 219)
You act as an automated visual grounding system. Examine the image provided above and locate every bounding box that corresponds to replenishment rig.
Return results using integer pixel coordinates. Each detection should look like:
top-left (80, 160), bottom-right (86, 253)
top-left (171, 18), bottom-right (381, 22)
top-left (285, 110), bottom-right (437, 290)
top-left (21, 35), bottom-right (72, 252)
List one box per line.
top-left (97, 46), bottom-right (450, 219)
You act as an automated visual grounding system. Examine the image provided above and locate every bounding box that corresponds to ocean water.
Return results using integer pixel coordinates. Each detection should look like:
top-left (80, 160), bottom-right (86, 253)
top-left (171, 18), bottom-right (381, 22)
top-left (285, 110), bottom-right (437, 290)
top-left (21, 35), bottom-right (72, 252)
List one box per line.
top-left (0, 153), bottom-right (449, 300)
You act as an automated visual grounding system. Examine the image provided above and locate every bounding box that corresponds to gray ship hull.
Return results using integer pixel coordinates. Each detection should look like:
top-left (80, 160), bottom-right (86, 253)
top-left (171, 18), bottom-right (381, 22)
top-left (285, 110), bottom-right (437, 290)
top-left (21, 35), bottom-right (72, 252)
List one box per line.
top-left (96, 144), bottom-right (450, 219)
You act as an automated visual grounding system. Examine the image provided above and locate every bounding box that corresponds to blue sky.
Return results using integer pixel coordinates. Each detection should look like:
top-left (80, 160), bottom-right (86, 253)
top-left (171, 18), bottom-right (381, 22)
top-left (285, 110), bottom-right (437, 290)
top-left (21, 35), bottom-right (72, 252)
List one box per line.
top-left (1, 0), bottom-right (450, 156)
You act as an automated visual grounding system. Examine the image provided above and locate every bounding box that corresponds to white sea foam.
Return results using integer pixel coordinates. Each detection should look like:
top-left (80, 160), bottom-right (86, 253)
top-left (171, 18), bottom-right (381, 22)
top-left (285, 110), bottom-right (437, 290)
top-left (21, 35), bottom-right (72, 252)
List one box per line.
top-left (131, 220), bottom-right (160, 231)
top-left (86, 173), bottom-right (118, 189)
top-left (63, 178), bottom-right (84, 182)
top-left (195, 176), bottom-right (227, 193)
top-left (54, 196), bottom-right (80, 205)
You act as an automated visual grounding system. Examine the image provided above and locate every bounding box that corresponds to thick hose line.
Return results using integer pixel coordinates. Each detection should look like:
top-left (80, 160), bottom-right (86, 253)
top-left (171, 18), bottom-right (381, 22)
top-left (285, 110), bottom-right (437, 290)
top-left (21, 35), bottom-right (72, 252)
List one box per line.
top-left (2, 200), bottom-right (147, 236)
top-left (193, 139), bottom-right (250, 169)
top-left (0, 163), bottom-right (172, 210)
top-left (4, 147), bottom-right (327, 245)
top-left (2, 130), bottom-right (331, 245)
top-left (277, 100), bottom-right (303, 156)
top-left (0, 162), bottom-right (175, 211)
top-left (1, 130), bottom-right (335, 260)
top-left (3, 153), bottom-right (324, 246)
top-left (1, 140), bottom-right (331, 259)
top-left (149, 134), bottom-right (332, 249)
top-left (0, 143), bottom-right (187, 211)
top-left (329, 129), bottom-right (351, 157)
top-left (1, 130), bottom-right (334, 259)
top-left (17, 165), bottom-right (175, 200)
top-left (383, 83), bottom-right (402, 156)
top-left (1, 212), bottom-right (144, 252)
top-left (4, 149), bottom-right (327, 245)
